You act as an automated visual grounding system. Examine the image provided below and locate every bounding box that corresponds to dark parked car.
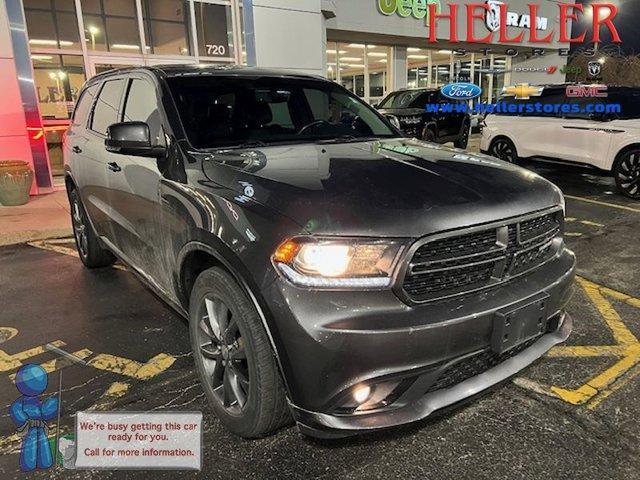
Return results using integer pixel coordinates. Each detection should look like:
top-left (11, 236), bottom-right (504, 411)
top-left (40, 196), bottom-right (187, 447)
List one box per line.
top-left (64, 66), bottom-right (575, 439)
top-left (377, 88), bottom-right (471, 148)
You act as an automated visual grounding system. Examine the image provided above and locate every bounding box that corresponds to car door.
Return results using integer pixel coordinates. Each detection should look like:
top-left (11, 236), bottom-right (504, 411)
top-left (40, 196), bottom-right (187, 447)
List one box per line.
top-left (105, 74), bottom-right (171, 290)
top-left (555, 98), bottom-right (613, 169)
top-left (79, 78), bottom-right (127, 240)
top-left (510, 91), bottom-right (566, 159)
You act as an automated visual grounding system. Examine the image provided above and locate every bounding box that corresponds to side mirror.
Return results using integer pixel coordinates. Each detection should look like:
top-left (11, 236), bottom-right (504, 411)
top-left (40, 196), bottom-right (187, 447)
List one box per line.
top-left (105, 122), bottom-right (166, 158)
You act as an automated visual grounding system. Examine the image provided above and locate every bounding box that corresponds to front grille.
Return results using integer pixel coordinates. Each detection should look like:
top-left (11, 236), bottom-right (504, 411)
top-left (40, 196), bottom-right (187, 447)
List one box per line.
top-left (425, 336), bottom-right (540, 394)
top-left (402, 211), bottom-right (562, 303)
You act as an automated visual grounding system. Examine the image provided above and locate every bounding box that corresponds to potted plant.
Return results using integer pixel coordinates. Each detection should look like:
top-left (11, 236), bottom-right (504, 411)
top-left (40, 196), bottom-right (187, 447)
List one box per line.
top-left (0, 161), bottom-right (34, 206)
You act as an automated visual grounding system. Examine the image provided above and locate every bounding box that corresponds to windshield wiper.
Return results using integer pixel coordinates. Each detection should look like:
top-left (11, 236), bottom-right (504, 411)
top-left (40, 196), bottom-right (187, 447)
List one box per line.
top-left (315, 135), bottom-right (379, 145)
top-left (211, 140), bottom-right (268, 151)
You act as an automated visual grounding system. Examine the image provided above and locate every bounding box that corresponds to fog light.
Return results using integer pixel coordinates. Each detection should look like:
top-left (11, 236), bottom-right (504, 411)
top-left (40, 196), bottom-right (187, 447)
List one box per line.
top-left (352, 385), bottom-right (371, 404)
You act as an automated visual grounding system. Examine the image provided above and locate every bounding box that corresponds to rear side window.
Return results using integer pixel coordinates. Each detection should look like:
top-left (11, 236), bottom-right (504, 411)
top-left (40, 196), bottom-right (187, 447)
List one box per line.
top-left (72, 84), bottom-right (98, 127)
top-left (91, 79), bottom-right (126, 135)
top-left (122, 78), bottom-right (164, 145)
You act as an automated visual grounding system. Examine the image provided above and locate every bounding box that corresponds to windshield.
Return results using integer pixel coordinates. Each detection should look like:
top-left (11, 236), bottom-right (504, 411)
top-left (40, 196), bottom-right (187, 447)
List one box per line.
top-left (379, 90), bottom-right (432, 109)
top-left (166, 76), bottom-right (396, 149)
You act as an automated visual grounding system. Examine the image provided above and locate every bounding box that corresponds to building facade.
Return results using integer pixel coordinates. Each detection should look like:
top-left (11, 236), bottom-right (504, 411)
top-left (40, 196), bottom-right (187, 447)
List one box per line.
top-left (0, 0), bottom-right (572, 193)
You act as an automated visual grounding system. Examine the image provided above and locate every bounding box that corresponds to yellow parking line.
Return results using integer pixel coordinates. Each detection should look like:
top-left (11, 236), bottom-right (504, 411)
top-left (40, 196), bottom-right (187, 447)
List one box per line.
top-left (87, 353), bottom-right (176, 380)
top-left (579, 220), bottom-right (604, 228)
top-left (565, 195), bottom-right (640, 213)
top-left (566, 233), bottom-right (583, 237)
top-left (89, 381), bottom-right (131, 411)
top-left (0, 339), bottom-right (66, 373)
top-left (8, 349), bottom-right (93, 382)
top-left (587, 362), bottom-right (640, 410)
top-left (577, 277), bottom-right (638, 346)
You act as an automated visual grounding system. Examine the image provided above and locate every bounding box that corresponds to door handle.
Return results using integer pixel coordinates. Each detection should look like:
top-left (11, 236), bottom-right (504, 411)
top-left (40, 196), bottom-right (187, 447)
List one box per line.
top-left (72, 146), bottom-right (82, 153)
top-left (107, 162), bottom-right (122, 173)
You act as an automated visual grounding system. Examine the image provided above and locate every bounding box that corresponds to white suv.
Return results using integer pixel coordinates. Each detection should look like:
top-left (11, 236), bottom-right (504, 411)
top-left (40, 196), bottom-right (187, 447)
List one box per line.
top-left (481, 85), bottom-right (640, 199)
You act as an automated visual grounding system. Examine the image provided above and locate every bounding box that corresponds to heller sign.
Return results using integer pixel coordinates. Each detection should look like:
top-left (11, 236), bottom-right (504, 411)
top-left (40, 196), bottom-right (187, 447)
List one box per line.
top-left (377, 0), bottom-right (622, 44)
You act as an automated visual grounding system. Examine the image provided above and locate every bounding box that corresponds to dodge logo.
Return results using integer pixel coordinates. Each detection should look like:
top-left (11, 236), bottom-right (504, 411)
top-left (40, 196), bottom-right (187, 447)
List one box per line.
top-left (588, 61), bottom-right (602, 77)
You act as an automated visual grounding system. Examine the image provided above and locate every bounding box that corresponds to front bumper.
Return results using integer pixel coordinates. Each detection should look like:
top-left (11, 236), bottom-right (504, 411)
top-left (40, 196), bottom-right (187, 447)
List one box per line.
top-left (293, 313), bottom-right (571, 438)
top-left (262, 248), bottom-right (575, 437)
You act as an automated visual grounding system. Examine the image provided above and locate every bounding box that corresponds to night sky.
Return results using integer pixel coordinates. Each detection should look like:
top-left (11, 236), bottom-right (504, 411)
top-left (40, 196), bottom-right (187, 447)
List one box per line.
top-left (572, 0), bottom-right (640, 54)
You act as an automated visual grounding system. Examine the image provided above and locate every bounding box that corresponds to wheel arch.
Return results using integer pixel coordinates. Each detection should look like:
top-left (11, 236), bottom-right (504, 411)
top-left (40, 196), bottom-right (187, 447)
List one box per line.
top-left (176, 241), bottom-right (293, 396)
top-left (612, 143), bottom-right (640, 172)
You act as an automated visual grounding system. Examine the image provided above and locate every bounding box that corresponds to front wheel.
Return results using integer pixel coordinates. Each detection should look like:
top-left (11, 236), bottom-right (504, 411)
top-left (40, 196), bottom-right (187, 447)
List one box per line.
top-left (489, 137), bottom-right (519, 164)
top-left (188, 267), bottom-right (291, 438)
top-left (614, 150), bottom-right (640, 199)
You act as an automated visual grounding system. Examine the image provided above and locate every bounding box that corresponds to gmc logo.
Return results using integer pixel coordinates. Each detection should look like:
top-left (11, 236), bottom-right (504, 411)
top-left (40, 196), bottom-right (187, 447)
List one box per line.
top-left (566, 85), bottom-right (608, 98)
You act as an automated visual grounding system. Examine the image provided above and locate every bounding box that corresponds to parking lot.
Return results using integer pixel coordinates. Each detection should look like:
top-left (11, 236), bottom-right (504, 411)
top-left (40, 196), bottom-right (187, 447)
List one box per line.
top-left (1, 140), bottom-right (639, 479)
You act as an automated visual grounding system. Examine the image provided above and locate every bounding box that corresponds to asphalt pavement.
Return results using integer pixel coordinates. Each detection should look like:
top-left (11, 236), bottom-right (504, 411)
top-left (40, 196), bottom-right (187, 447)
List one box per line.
top-left (0, 146), bottom-right (639, 479)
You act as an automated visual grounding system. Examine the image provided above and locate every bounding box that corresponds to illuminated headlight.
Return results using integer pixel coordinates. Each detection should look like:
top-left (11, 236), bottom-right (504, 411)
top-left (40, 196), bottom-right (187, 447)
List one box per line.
top-left (273, 238), bottom-right (404, 289)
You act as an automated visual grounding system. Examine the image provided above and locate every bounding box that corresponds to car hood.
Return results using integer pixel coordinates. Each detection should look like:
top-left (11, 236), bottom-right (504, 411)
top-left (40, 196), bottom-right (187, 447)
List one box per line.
top-left (199, 138), bottom-right (563, 238)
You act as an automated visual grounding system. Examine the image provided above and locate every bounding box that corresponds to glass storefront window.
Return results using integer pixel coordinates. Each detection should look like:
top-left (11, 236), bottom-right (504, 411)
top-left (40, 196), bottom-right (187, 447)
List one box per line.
top-left (326, 41), bottom-right (339, 81)
top-left (141, 0), bottom-right (191, 56)
top-left (492, 57), bottom-right (507, 102)
top-left (194, 1), bottom-right (235, 60)
top-left (32, 54), bottom-right (86, 120)
top-left (80, 0), bottom-right (141, 53)
top-left (407, 47), bottom-right (429, 88)
top-left (24, 0), bottom-right (82, 50)
top-left (367, 45), bottom-right (390, 103)
top-left (339, 43), bottom-right (365, 98)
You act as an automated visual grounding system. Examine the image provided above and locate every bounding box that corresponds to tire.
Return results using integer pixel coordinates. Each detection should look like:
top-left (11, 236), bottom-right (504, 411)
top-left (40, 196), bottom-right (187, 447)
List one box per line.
top-left (489, 137), bottom-right (519, 164)
top-left (68, 188), bottom-right (116, 268)
top-left (613, 149), bottom-right (640, 199)
top-left (454, 121), bottom-right (470, 149)
top-left (188, 267), bottom-right (291, 438)
top-left (422, 126), bottom-right (437, 143)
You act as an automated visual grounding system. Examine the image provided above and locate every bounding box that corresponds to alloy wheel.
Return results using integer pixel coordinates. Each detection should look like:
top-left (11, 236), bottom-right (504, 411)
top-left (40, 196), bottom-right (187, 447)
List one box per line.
top-left (616, 152), bottom-right (640, 198)
top-left (197, 296), bottom-right (250, 415)
top-left (491, 139), bottom-right (516, 163)
top-left (71, 198), bottom-right (89, 258)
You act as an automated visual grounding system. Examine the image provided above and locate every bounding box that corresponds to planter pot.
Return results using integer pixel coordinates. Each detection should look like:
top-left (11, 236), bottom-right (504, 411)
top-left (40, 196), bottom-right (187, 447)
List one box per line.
top-left (0, 161), bottom-right (34, 206)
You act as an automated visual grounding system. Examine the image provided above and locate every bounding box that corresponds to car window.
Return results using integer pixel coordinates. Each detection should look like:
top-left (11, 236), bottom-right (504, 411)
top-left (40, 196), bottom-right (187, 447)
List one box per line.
top-left (90, 79), bottom-right (126, 135)
top-left (122, 78), bottom-right (164, 145)
top-left (379, 90), bottom-right (428, 109)
top-left (613, 90), bottom-right (640, 120)
top-left (72, 84), bottom-right (98, 128)
top-left (167, 76), bottom-right (396, 149)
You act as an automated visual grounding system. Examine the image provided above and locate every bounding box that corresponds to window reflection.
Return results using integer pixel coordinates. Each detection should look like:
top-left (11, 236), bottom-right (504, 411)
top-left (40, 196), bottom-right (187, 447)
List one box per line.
top-left (194, 1), bottom-right (235, 59)
top-left (80, 0), bottom-right (141, 53)
top-left (141, 0), bottom-right (191, 56)
top-left (32, 54), bottom-right (86, 120)
top-left (24, 0), bottom-right (81, 50)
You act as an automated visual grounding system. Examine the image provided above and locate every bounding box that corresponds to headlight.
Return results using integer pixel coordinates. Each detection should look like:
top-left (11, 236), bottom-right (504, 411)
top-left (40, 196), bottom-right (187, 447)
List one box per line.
top-left (273, 237), bottom-right (405, 289)
top-left (385, 114), bottom-right (401, 130)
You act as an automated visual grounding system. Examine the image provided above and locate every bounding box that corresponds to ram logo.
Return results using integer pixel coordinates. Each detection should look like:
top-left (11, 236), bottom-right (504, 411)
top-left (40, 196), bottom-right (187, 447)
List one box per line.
top-left (485, 0), bottom-right (504, 32)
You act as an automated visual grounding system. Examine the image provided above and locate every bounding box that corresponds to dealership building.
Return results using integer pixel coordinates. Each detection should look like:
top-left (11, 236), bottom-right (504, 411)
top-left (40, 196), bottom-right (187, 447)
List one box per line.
top-left (0, 0), bottom-right (571, 194)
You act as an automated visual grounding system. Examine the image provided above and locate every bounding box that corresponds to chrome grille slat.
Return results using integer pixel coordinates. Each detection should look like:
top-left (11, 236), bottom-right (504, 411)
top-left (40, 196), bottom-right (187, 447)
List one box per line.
top-left (402, 211), bottom-right (562, 303)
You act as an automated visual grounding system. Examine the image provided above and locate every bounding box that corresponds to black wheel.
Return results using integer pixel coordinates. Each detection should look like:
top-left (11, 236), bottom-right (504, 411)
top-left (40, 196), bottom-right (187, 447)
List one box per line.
top-left (614, 150), bottom-right (640, 199)
top-left (189, 267), bottom-right (290, 438)
top-left (489, 137), bottom-right (519, 164)
top-left (422, 127), bottom-right (436, 143)
top-left (68, 188), bottom-right (116, 268)
top-left (454, 122), bottom-right (470, 149)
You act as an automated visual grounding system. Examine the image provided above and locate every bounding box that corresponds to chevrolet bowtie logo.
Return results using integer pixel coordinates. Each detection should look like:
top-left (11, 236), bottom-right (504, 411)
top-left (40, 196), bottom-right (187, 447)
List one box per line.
top-left (502, 83), bottom-right (544, 100)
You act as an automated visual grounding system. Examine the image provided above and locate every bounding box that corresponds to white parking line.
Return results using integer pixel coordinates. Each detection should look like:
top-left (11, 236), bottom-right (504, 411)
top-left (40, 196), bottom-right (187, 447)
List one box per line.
top-left (565, 195), bottom-right (640, 214)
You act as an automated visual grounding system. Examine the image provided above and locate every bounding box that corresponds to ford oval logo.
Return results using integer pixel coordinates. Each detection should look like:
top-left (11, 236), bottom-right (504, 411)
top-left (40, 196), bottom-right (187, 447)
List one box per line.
top-left (441, 83), bottom-right (482, 100)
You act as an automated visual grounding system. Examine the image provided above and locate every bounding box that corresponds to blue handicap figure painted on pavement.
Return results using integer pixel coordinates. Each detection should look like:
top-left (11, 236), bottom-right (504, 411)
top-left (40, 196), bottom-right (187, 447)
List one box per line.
top-left (10, 364), bottom-right (59, 471)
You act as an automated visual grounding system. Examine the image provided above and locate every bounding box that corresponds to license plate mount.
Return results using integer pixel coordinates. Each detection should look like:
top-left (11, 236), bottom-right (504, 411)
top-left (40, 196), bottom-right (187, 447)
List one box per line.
top-left (491, 293), bottom-right (550, 354)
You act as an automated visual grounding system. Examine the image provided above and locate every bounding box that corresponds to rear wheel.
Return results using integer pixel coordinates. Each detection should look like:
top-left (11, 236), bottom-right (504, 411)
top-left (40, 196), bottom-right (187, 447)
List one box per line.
top-left (188, 267), bottom-right (290, 438)
top-left (68, 188), bottom-right (116, 268)
top-left (489, 137), bottom-right (518, 164)
top-left (454, 121), bottom-right (470, 149)
top-left (614, 149), bottom-right (640, 199)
